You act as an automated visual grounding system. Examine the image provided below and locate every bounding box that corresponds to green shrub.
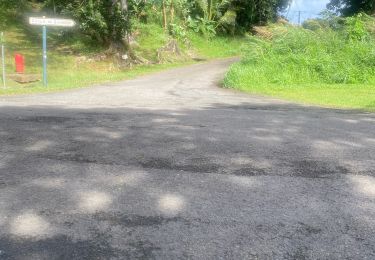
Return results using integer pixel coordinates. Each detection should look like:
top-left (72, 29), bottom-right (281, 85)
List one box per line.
top-left (187, 17), bottom-right (216, 38)
top-left (169, 23), bottom-right (188, 41)
top-left (303, 19), bottom-right (324, 31)
top-left (345, 13), bottom-right (369, 41)
top-left (225, 18), bottom-right (375, 88)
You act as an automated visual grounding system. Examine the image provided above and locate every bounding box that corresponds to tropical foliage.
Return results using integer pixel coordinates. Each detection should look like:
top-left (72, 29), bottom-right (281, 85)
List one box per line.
top-left (328, 0), bottom-right (375, 16)
top-left (5, 0), bottom-right (291, 48)
top-left (224, 14), bottom-right (375, 110)
top-left (4, 0), bottom-right (374, 51)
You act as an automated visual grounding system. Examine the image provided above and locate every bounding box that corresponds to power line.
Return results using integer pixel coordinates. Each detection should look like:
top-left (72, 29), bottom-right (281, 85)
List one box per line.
top-left (285, 10), bottom-right (322, 24)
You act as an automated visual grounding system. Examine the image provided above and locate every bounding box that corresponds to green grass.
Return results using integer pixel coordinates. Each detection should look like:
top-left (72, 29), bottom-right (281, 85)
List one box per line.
top-left (187, 33), bottom-right (247, 58)
top-left (224, 21), bottom-right (375, 111)
top-left (133, 22), bottom-right (169, 61)
top-left (0, 12), bottom-right (246, 95)
top-left (227, 82), bottom-right (375, 111)
top-left (0, 19), bottom-right (193, 95)
top-left (0, 61), bottom-right (196, 95)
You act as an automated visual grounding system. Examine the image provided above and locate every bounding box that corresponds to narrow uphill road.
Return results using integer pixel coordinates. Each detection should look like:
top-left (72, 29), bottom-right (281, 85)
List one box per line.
top-left (0, 58), bottom-right (374, 259)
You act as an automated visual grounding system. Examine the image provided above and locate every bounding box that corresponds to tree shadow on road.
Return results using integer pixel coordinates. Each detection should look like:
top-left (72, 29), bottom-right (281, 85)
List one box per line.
top-left (0, 103), bottom-right (374, 259)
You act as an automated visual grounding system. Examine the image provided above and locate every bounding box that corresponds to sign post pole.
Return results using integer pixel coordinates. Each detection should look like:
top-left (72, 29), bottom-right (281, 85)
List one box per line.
top-left (42, 25), bottom-right (47, 86)
top-left (29, 17), bottom-right (76, 87)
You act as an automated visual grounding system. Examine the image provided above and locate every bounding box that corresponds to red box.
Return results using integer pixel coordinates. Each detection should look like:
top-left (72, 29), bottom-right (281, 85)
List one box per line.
top-left (15, 53), bottom-right (25, 74)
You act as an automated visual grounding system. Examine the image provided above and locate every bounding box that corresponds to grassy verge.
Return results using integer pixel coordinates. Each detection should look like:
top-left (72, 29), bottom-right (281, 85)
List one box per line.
top-left (224, 17), bottom-right (375, 112)
top-left (188, 33), bottom-right (245, 58)
top-left (225, 81), bottom-right (375, 111)
top-left (0, 13), bottom-right (246, 95)
top-left (0, 61), bottom-right (197, 95)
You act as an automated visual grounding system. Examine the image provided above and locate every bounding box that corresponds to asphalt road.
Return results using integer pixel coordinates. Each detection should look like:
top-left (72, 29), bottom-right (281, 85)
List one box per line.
top-left (0, 58), bottom-right (374, 260)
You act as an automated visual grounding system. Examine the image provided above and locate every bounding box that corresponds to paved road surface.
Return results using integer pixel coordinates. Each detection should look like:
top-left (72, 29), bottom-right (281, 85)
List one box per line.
top-left (0, 58), bottom-right (374, 259)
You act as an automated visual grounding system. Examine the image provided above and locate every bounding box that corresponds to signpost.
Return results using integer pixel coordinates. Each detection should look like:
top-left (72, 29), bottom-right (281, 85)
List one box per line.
top-left (29, 17), bottom-right (76, 86)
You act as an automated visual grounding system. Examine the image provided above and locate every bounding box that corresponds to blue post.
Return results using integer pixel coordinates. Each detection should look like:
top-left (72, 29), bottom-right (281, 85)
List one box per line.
top-left (42, 25), bottom-right (47, 86)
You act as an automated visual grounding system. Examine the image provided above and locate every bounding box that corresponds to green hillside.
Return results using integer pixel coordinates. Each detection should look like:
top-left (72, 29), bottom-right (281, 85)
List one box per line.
top-left (224, 14), bottom-right (375, 111)
top-left (0, 2), bottom-right (245, 95)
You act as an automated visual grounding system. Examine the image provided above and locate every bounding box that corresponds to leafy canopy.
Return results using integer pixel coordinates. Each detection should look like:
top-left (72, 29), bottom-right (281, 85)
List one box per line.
top-left (328, 0), bottom-right (375, 16)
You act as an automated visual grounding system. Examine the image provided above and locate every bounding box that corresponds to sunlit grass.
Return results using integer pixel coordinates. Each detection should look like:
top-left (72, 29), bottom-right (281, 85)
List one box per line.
top-left (227, 82), bottom-right (375, 111)
top-left (0, 17), bottom-right (246, 95)
top-left (188, 32), bottom-right (247, 58)
top-left (224, 23), bottom-right (375, 111)
top-left (0, 60), bottom-right (195, 95)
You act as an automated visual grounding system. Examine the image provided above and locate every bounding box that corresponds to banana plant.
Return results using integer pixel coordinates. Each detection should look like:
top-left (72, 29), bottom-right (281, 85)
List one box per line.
top-left (195, 0), bottom-right (232, 22)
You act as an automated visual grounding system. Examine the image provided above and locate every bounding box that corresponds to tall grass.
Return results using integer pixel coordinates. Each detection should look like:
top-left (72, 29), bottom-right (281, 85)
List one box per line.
top-left (187, 32), bottom-right (247, 58)
top-left (0, 16), bottom-right (246, 94)
top-left (225, 24), bottom-right (375, 87)
top-left (223, 16), bottom-right (375, 111)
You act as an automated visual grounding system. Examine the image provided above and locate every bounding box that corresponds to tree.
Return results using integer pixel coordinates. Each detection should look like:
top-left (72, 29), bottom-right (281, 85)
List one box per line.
top-left (233, 0), bottom-right (290, 29)
top-left (34, 0), bottom-right (291, 45)
top-left (0, 0), bottom-right (28, 11)
top-left (185, 0), bottom-right (290, 35)
top-left (46, 0), bottom-right (131, 48)
top-left (328, 0), bottom-right (375, 16)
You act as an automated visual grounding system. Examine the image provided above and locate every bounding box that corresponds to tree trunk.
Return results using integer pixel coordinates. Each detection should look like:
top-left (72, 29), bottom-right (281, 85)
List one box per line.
top-left (170, 0), bottom-right (175, 23)
top-left (120, 0), bottom-right (131, 45)
top-left (162, 0), bottom-right (168, 30)
top-left (208, 0), bottom-right (212, 20)
top-left (52, 0), bottom-right (56, 14)
top-left (120, 0), bottom-right (128, 12)
top-left (111, 0), bottom-right (118, 42)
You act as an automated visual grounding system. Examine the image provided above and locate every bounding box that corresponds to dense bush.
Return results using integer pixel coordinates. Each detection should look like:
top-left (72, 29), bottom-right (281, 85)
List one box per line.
top-left (328, 0), bottom-right (375, 16)
top-left (45, 0), bottom-right (131, 47)
top-left (17, 0), bottom-right (290, 46)
top-left (225, 15), bottom-right (375, 87)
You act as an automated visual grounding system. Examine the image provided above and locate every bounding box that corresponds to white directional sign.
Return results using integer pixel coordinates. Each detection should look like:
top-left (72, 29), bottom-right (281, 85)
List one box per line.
top-left (28, 16), bottom-right (77, 86)
top-left (29, 17), bottom-right (76, 27)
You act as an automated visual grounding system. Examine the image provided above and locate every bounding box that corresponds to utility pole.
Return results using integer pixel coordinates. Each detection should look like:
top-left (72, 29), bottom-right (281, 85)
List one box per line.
top-left (298, 11), bottom-right (301, 26)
